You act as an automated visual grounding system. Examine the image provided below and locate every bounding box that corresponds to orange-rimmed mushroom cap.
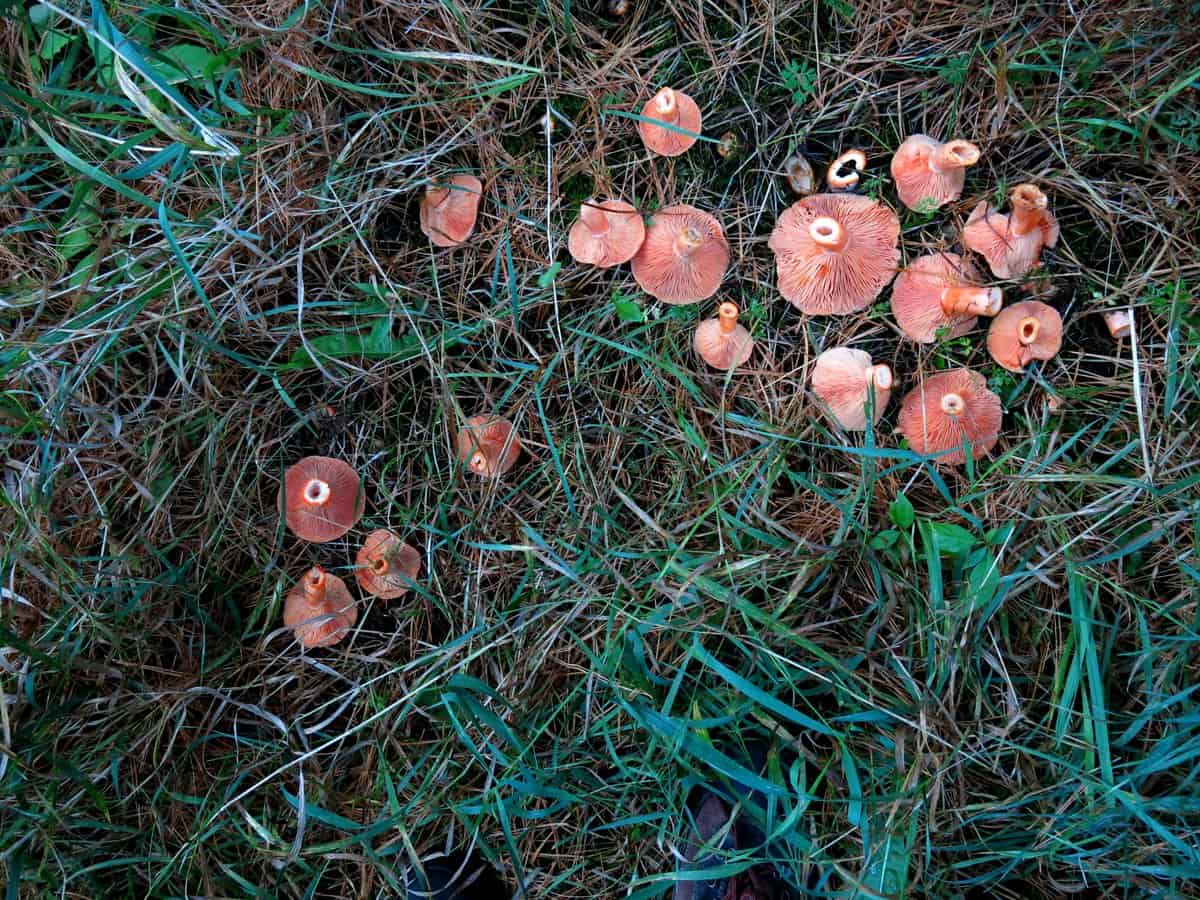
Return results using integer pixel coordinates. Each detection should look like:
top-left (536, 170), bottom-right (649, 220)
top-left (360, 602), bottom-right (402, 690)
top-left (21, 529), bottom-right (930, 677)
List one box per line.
top-left (962, 183), bottom-right (1059, 279)
top-left (694, 302), bottom-right (753, 371)
top-left (355, 529), bottom-right (421, 599)
top-left (568, 199), bottom-right (646, 267)
top-left (638, 87), bottom-right (702, 157)
top-left (891, 252), bottom-right (1002, 344)
top-left (457, 414), bottom-right (521, 479)
top-left (811, 347), bottom-right (893, 431)
top-left (890, 135), bottom-right (980, 210)
top-left (768, 193), bottom-right (900, 315)
top-left (826, 149), bottom-right (867, 191)
top-left (279, 456), bottom-right (364, 543)
top-left (284, 567), bottom-right (357, 648)
top-left (986, 300), bottom-right (1063, 372)
top-left (419, 174), bottom-right (483, 247)
top-left (631, 205), bottom-right (729, 305)
top-left (897, 368), bottom-right (1002, 465)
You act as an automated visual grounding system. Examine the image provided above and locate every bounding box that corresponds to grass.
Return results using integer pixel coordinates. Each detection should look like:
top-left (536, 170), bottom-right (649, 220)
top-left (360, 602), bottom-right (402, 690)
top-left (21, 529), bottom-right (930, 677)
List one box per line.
top-left (2, 0), bottom-right (1200, 897)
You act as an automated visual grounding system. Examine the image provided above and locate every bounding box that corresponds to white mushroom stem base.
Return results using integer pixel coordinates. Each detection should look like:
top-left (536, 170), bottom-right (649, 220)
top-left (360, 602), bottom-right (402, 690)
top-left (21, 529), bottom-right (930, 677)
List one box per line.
top-left (941, 286), bottom-right (1002, 317)
top-left (941, 392), bottom-right (965, 416)
top-left (304, 479), bottom-right (331, 506)
top-left (675, 226), bottom-right (704, 257)
top-left (809, 217), bottom-right (847, 251)
top-left (1017, 316), bottom-right (1041, 345)
top-left (867, 364), bottom-right (893, 390)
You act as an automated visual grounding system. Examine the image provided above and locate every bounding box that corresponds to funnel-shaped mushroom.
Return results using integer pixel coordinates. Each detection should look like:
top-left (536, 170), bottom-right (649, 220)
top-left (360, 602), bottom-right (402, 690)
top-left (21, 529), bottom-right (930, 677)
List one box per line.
top-left (631, 205), bottom-right (729, 304)
top-left (694, 302), bottom-right (753, 371)
top-left (457, 414), bottom-right (521, 479)
top-left (890, 135), bottom-right (980, 210)
top-left (963, 183), bottom-right (1059, 279)
top-left (279, 456), bottom-right (364, 543)
top-left (768, 193), bottom-right (900, 315)
top-left (355, 529), bottom-right (420, 599)
top-left (811, 347), bottom-right (893, 431)
top-left (987, 301), bottom-right (1063, 372)
top-left (898, 369), bottom-right (1002, 465)
top-left (284, 567), bottom-right (357, 648)
top-left (827, 150), bottom-right (867, 191)
top-left (891, 252), bottom-right (1002, 343)
top-left (638, 87), bottom-right (702, 157)
top-left (1104, 310), bottom-right (1131, 339)
top-left (419, 174), bottom-right (483, 248)
top-left (568, 199), bottom-right (645, 267)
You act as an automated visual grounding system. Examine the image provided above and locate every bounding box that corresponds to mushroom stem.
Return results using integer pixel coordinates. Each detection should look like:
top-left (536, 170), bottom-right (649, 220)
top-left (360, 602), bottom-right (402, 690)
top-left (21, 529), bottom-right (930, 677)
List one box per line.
top-left (941, 392), bottom-right (965, 416)
top-left (579, 200), bottom-right (610, 235)
top-left (304, 568), bottom-right (326, 599)
top-left (940, 286), bottom-right (1002, 317)
top-left (1017, 315), bottom-right (1041, 345)
top-left (808, 216), bottom-right (847, 251)
top-left (303, 478), bottom-right (331, 506)
top-left (867, 364), bottom-right (893, 390)
top-left (1104, 309), bottom-right (1132, 339)
top-left (469, 451), bottom-right (489, 473)
top-left (675, 226), bottom-right (704, 257)
top-left (827, 149), bottom-right (866, 190)
top-left (1009, 185), bottom-right (1047, 236)
top-left (371, 556), bottom-right (389, 576)
top-left (717, 302), bottom-right (739, 335)
top-left (930, 140), bottom-right (980, 173)
top-left (654, 88), bottom-right (679, 123)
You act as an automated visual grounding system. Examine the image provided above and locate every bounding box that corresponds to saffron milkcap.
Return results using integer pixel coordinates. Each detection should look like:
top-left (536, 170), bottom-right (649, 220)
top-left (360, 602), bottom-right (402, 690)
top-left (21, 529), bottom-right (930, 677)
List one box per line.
top-left (986, 300), bottom-right (1063, 373)
top-left (962, 183), bottom-right (1059, 279)
top-left (355, 529), bottom-right (421, 599)
top-left (630, 205), bottom-right (730, 305)
top-left (891, 252), bottom-right (1002, 343)
top-left (694, 302), bottom-right (753, 371)
top-left (279, 456), bottom-right (364, 542)
top-left (811, 347), bottom-right (893, 431)
top-left (457, 414), bottom-right (521, 479)
top-left (567, 199), bottom-right (646, 267)
top-left (284, 566), bottom-right (357, 648)
top-left (897, 368), bottom-right (1002, 465)
top-left (419, 174), bottom-right (483, 248)
top-left (638, 87), bottom-right (703, 157)
top-left (827, 149), bottom-right (867, 191)
top-left (890, 135), bottom-right (980, 210)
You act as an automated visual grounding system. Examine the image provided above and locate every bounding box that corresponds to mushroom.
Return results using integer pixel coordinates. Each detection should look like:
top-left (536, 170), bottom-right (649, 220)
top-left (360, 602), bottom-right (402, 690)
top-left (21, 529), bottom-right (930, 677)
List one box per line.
top-left (694, 302), bottom-right (754, 371)
top-left (986, 300), bottom-right (1063, 372)
top-left (1104, 310), bottom-right (1132, 339)
top-left (419, 174), bottom-right (483, 247)
top-left (962, 183), bottom-right (1059, 279)
top-left (638, 87), bottom-right (702, 157)
top-left (784, 153), bottom-right (815, 195)
top-left (811, 347), bottom-right (893, 431)
top-left (279, 455), bottom-right (364, 542)
top-left (283, 566), bottom-right (357, 648)
top-left (630, 204), bottom-right (729, 304)
top-left (897, 369), bottom-right (1002, 465)
top-left (890, 135), bottom-right (981, 210)
top-left (826, 149), bottom-right (867, 191)
top-left (355, 529), bottom-right (421, 599)
top-left (768, 193), bottom-right (900, 315)
top-left (457, 414), bottom-right (521, 478)
top-left (891, 252), bottom-right (1002, 344)
top-left (567, 199), bottom-right (646, 268)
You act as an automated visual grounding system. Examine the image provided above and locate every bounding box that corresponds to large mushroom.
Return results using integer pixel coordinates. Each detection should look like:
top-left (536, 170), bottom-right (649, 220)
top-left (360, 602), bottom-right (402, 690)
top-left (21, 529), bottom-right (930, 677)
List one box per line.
top-left (890, 135), bottom-right (980, 210)
top-left (694, 302), bottom-right (754, 371)
top-left (567, 199), bottom-right (645, 267)
top-left (284, 566), bottom-right (357, 648)
top-left (897, 369), bottom-right (1002, 465)
top-left (457, 414), bottom-right (521, 479)
top-left (278, 456), bottom-right (364, 543)
top-left (811, 347), bottom-right (893, 431)
top-left (891, 252), bottom-right (1002, 343)
top-left (768, 193), bottom-right (900, 315)
top-left (631, 205), bottom-right (729, 304)
top-left (962, 183), bottom-right (1059, 279)
top-left (638, 87), bottom-right (703, 157)
top-left (356, 529), bottom-right (421, 599)
top-left (419, 174), bottom-right (483, 247)
top-left (987, 300), bottom-right (1063, 373)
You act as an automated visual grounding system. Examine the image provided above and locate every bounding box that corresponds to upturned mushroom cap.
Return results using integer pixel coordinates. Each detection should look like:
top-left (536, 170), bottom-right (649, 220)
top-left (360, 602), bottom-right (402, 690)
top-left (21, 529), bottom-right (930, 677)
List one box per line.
top-left (694, 302), bottom-right (753, 371)
top-left (419, 174), bottom-right (483, 247)
top-left (987, 300), bottom-right (1063, 372)
top-left (284, 567), bottom-right (357, 648)
top-left (278, 456), bottom-right (364, 543)
top-left (630, 205), bottom-right (729, 304)
top-left (567, 199), bottom-right (646, 267)
top-left (810, 347), bottom-right (893, 431)
top-left (457, 414), bottom-right (521, 478)
top-left (638, 87), bottom-right (702, 157)
top-left (768, 193), bottom-right (900, 315)
top-left (827, 149), bottom-right (867, 191)
top-left (355, 529), bottom-right (421, 599)
top-left (890, 135), bottom-right (980, 210)
top-left (897, 368), bottom-right (1002, 465)
top-left (962, 183), bottom-right (1059, 279)
top-left (891, 252), bottom-right (1002, 344)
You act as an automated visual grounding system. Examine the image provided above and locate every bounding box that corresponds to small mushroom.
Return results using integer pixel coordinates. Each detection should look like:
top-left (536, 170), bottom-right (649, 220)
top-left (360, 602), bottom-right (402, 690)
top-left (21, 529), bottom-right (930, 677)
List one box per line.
top-left (355, 529), bottom-right (421, 599)
top-left (784, 153), bottom-right (815, 195)
top-left (638, 87), bottom-right (702, 157)
top-left (891, 252), bottom-right (1002, 344)
top-left (987, 301), bottom-right (1063, 373)
top-left (897, 369), bottom-right (1002, 465)
top-left (811, 347), bottom-right (893, 431)
top-left (826, 149), bottom-right (867, 191)
top-left (890, 135), bottom-right (981, 210)
top-left (284, 566), bottom-right (357, 648)
top-left (419, 174), bottom-right (483, 247)
top-left (768, 193), bottom-right (900, 315)
top-left (1104, 310), bottom-right (1132, 339)
top-left (457, 414), bottom-right (521, 478)
top-left (694, 302), bottom-right (753, 371)
top-left (718, 132), bottom-right (739, 159)
top-left (962, 183), bottom-right (1060, 279)
top-left (568, 199), bottom-right (646, 267)
top-left (630, 204), bottom-right (729, 304)
top-left (279, 456), bottom-right (364, 543)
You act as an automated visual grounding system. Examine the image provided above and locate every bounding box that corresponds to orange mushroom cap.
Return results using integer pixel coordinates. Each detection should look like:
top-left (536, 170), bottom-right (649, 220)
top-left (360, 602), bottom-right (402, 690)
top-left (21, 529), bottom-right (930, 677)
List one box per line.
top-left (630, 205), bottom-right (730, 305)
top-left (897, 369), bottom-right (1002, 465)
top-left (811, 347), bottom-right (893, 431)
top-left (355, 529), bottom-right (421, 599)
top-left (694, 302), bottom-right (753, 371)
top-left (638, 87), bottom-right (702, 157)
top-left (986, 300), bottom-right (1063, 373)
top-left (962, 183), bottom-right (1059, 279)
top-left (826, 149), bottom-right (867, 191)
top-left (891, 252), bottom-right (1002, 344)
top-left (278, 456), bottom-right (364, 543)
top-left (457, 414), bottom-right (521, 479)
top-left (284, 567), bottom-right (357, 648)
top-left (768, 193), bottom-right (900, 315)
top-left (419, 174), bottom-right (483, 247)
top-left (890, 135), bottom-right (980, 210)
top-left (567, 199), bottom-right (646, 267)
